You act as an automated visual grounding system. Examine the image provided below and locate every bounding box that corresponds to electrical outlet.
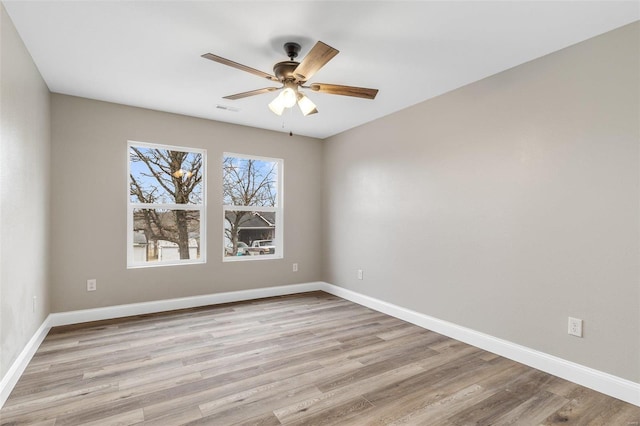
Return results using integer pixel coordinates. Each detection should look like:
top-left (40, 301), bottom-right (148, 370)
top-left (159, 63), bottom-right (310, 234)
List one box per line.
top-left (33, 296), bottom-right (37, 313)
top-left (293, 263), bottom-right (298, 272)
top-left (568, 317), bottom-right (583, 337)
top-left (357, 269), bottom-right (363, 280)
top-left (87, 279), bottom-right (97, 292)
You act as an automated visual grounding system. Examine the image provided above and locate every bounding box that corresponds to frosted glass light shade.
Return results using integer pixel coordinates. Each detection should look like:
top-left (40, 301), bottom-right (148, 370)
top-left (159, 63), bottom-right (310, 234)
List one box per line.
top-left (268, 94), bottom-right (286, 116)
top-left (281, 87), bottom-right (297, 108)
top-left (297, 93), bottom-right (318, 116)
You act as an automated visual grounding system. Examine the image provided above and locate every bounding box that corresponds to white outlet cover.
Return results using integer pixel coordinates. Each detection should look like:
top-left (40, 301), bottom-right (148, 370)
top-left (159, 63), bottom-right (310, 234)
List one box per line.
top-left (87, 279), bottom-right (97, 291)
top-left (568, 317), bottom-right (583, 337)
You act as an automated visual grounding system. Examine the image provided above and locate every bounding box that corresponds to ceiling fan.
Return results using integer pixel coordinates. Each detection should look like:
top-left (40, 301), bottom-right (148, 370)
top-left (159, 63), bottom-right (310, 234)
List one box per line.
top-left (202, 41), bottom-right (378, 116)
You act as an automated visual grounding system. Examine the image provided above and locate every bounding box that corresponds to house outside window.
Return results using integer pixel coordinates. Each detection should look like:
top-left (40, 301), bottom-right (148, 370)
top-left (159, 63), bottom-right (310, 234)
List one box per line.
top-left (223, 153), bottom-right (282, 261)
top-left (127, 141), bottom-right (206, 268)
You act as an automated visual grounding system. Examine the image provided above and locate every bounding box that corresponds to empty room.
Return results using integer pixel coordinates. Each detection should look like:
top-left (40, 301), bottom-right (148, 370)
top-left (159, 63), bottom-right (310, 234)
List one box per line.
top-left (1, 1), bottom-right (639, 424)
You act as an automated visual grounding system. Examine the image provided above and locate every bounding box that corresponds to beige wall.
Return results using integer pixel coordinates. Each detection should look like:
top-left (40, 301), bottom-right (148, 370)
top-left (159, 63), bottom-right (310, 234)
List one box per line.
top-left (0, 4), bottom-right (51, 378)
top-left (323, 22), bottom-right (640, 382)
top-left (50, 94), bottom-right (323, 312)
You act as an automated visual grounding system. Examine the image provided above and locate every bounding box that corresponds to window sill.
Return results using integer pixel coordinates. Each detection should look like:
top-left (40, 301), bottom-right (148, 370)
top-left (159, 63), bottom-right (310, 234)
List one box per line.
top-left (223, 254), bottom-right (282, 262)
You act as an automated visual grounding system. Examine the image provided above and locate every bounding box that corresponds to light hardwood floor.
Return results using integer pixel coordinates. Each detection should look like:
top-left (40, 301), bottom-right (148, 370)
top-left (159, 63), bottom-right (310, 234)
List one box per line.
top-left (1, 291), bottom-right (638, 425)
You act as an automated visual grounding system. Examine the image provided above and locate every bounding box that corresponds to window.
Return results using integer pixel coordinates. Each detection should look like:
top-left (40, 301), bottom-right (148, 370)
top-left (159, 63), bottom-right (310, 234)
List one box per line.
top-left (223, 153), bottom-right (282, 261)
top-left (128, 141), bottom-right (206, 267)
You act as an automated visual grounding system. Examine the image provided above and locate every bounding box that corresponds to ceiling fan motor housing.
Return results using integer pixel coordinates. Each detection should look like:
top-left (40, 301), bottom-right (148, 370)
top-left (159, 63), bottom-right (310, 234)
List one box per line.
top-left (273, 61), bottom-right (300, 82)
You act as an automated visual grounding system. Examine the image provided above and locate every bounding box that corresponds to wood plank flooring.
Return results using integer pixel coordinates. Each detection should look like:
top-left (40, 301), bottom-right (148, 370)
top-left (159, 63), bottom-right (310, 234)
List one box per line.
top-left (1, 291), bottom-right (638, 425)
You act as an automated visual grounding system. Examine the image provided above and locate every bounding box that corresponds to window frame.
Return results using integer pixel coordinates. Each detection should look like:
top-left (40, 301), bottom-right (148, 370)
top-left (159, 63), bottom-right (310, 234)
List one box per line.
top-left (222, 152), bottom-right (283, 262)
top-left (127, 140), bottom-right (207, 268)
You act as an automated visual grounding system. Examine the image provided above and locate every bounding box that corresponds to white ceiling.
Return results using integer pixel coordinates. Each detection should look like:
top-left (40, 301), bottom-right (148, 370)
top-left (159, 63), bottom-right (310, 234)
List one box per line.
top-left (3, 1), bottom-right (638, 139)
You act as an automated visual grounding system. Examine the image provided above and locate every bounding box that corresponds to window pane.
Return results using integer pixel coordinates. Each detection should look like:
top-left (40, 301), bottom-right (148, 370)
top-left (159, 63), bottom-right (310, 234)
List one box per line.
top-left (223, 156), bottom-right (278, 207)
top-left (130, 146), bottom-right (203, 205)
top-left (132, 208), bottom-right (201, 263)
top-left (224, 210), bottom-right (277, 257)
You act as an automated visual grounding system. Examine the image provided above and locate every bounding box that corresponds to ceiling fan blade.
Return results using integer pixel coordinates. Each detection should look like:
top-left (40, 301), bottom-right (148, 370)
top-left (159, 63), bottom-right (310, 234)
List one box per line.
top-left (223, 87), bottom-right (280, 100)
top-left (293, 41), bottom-right (339, 82)
top-left (309, 83), bottom-right (379, 99)
top-left (202, 53), bottom-right (279, 82)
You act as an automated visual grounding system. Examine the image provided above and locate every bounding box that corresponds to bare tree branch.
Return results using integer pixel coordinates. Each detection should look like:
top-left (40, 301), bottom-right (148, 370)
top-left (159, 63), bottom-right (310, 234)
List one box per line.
top-left (130, 146), bottom-right (203, 260)
top-left (223, 157), bottom-right (277, 255)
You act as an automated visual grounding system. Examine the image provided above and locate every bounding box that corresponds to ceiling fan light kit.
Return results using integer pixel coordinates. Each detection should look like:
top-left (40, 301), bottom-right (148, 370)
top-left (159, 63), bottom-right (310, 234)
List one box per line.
top-left (202, 40), bottom-right (378, 118)
top-left (280, 81), bottom-right (298, 108)
top-left (297, 92), bottom-right (318, 116)
top-left (268, 89), bottom-right (317, 117)
top-left (268, 96), bottom-right (286, 116)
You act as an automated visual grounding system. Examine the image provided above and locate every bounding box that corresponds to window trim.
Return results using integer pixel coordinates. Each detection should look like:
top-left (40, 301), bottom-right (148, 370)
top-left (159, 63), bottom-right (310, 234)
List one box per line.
top-left (127, 140), bottom-right (207, 268)
top-left (222, 152), bottom-right (283, 262)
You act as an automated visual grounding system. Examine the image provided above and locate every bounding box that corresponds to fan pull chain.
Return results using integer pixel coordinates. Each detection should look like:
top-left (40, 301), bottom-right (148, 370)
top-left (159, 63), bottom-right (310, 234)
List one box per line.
top-left (280, 107), bottom-right (294, 136)
top-left (281, 120), bottom-right (293, 136)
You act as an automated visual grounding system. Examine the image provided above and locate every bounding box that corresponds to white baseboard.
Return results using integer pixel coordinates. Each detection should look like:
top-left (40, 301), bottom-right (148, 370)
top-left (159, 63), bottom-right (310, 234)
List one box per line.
top-left (318, 282), bottom-right (640, 407)
top-left (48, 282), bottom-right (322, 327)
top-left (0, 318), bottom-right (51, 408)
top-left (2, 281), bottom-right (638, 409)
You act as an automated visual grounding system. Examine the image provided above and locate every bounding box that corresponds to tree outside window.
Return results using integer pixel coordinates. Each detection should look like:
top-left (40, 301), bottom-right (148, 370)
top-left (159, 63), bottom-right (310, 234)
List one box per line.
top-left (128, 141), bottom-right (206, 267)
top-left (223, 154), bottom-right (282, 260)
